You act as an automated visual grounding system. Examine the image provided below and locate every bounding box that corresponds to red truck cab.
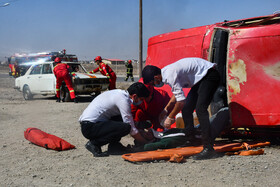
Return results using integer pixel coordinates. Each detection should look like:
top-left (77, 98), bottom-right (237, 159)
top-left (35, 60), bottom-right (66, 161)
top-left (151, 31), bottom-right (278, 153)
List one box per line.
top-left (146, 13), bottom-right (280, 136)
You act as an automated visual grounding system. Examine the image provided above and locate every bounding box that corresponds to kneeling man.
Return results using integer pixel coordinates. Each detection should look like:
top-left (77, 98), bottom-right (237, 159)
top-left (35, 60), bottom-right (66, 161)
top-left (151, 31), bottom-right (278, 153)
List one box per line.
top-left (79, 82), bottom-right (150, 157)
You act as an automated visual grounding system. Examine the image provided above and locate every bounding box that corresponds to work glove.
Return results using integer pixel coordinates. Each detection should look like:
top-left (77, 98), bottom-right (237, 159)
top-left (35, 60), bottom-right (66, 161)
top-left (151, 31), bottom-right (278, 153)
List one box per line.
top-left (163, 117), bottom-right (176, 129)
top-left (107, 76), bottom-right (110, 79)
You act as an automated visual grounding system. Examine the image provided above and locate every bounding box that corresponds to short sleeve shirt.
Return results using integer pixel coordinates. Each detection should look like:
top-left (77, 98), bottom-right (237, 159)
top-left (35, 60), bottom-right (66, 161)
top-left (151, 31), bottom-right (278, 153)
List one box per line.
top-left (161, 58), bottom-right (215, 101)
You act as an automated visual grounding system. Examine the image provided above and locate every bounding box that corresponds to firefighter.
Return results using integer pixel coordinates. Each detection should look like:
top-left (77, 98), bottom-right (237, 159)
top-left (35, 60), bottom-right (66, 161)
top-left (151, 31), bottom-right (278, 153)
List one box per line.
top-left (125, 60), bottom-right (134, 81)
top-left (89, 56), bottom-right (117, 90)
top-left (53, 57), bottom-right (78, 103)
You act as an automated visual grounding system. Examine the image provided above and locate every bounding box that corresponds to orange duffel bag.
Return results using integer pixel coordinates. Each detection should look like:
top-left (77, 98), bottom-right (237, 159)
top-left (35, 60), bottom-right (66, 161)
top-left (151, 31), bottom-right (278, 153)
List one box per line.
top-left (24, 127), bottom-right (75, 151)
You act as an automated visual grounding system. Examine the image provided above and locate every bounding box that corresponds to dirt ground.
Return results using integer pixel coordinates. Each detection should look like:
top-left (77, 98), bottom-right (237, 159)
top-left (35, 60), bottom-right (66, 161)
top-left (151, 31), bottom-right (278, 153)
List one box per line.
top-left (1, 65), bottom-right (280, 187)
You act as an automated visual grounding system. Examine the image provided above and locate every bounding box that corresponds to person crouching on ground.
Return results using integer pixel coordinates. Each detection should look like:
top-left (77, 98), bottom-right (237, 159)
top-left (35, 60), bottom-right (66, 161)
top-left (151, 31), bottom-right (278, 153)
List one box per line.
top-left (89, 56), bottom-right (117, 90)
top-left (142, 57), bottom-right (220, 160)
top-left (53, 57), bottom-right (77, 103)
top-left (79, 82), bottom-right (150, 157)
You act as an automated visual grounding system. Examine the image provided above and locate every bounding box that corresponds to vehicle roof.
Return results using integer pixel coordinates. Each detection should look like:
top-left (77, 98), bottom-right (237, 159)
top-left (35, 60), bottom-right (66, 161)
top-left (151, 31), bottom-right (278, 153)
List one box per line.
top-left (217, 13), bottom-right (280, 28)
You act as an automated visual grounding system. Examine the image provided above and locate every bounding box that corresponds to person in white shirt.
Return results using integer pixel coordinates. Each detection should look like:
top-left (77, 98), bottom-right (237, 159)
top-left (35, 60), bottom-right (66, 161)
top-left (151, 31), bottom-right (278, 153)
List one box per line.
top-left (142, 57), bottom-right (220, 160)
top-left (79, 82), bottom-right (150, 157)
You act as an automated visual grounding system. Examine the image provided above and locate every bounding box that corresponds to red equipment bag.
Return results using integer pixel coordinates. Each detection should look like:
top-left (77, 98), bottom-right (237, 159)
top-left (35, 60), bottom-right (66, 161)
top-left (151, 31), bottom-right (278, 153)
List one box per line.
top-left (24, 127), bottom-right (75, 151)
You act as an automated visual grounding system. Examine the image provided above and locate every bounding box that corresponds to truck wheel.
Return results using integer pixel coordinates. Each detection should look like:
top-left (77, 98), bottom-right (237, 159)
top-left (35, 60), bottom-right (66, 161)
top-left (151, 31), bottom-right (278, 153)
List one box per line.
top-left (23, 85), bottom-right (33, 100)
top-left (60, 85), bottom-right (71, 102)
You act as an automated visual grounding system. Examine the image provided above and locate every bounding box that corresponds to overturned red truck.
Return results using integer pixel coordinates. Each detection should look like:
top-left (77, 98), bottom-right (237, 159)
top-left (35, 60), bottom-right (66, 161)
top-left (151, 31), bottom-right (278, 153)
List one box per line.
top-left (145, 13), bottom-right (280, 137)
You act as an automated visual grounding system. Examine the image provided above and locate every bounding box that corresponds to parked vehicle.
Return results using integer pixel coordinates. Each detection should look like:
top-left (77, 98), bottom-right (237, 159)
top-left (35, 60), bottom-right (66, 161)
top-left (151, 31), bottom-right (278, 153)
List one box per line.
top-left (8, 49), bottom-right (78, 77)
top-left (14, 61), bottom-right (109, 101)
top-left (145, 13), bottom-right (280, 137)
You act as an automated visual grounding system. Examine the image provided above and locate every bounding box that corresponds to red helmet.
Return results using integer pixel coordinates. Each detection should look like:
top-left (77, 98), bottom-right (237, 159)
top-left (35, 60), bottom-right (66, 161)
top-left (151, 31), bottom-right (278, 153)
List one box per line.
top-left (94, 56), bottom-right (102, 62)
top-left (128, 60), bottom-right (132, 64)
top-left (54, 57), bottom-right (61, 63)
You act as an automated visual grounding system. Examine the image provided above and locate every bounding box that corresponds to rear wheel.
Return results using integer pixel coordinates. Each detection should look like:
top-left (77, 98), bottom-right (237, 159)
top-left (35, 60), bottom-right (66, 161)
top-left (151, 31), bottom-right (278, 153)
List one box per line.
top-left (23, 85), bottom-right (33, 100)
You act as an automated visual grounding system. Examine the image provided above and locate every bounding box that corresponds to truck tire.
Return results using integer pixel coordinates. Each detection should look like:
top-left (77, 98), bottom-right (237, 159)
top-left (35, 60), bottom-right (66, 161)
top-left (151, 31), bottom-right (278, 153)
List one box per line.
top-left (23, 85), bottom-right (33, 100)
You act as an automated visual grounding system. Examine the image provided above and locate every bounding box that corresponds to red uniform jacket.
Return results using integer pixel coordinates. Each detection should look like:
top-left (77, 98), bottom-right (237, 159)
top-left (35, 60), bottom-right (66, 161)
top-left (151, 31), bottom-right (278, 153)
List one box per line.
top-left (53, 63), bottom-right (70, 76)
top-left (90, 62), bottom-right (116, 90)
top-left (131, 85), bottom-right (170, 130)
top-left (91, 62), bottom-right (114, 78)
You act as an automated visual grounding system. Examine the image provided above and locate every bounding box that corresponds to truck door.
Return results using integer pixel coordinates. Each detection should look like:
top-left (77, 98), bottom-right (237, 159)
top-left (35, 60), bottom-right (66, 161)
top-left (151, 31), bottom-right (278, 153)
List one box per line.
top-left (209, 29), bottom-right (229, 115)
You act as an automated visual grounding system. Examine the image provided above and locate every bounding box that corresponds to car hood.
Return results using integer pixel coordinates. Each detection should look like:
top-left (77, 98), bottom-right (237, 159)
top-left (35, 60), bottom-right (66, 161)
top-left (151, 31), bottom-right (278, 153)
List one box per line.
top-left (75, 73), bottom-right (107, 79)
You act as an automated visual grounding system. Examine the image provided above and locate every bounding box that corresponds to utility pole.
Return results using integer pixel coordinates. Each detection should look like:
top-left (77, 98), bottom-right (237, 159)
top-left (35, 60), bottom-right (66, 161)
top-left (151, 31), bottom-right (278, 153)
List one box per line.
top-left (139, 0), bottom-right (143, 77)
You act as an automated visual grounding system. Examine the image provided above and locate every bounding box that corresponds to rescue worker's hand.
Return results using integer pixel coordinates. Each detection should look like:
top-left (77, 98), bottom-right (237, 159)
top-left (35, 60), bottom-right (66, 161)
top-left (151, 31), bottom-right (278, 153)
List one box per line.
top-left (107, 76), bottom-right (110, 79)
top-left (163, 117), bottom-right (176, 129)
top-left (159, 109), bottom-right (168, 123)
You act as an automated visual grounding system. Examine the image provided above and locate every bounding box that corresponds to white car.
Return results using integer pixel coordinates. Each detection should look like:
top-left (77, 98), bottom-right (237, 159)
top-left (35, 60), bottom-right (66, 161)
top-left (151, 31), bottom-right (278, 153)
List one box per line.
top-left (15, 61), bottom-right (109, 101)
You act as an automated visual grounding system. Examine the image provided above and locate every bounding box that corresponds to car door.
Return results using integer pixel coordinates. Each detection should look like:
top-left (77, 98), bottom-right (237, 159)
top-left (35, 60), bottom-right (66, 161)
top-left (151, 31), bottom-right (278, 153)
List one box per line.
top-left (25, 64), bottom-right (43, 94)
top-left (37, 63), bottom-right (56, 94)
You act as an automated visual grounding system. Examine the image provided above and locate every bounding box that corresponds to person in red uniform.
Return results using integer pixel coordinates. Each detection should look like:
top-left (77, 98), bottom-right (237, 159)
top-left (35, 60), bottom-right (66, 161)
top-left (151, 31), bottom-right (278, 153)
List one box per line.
top-left (53, 57), bottom-right (77, 103)
top-left (131, 78), bottom-right (172, 131)
top-left (89, 56), bottom-right (117, 90)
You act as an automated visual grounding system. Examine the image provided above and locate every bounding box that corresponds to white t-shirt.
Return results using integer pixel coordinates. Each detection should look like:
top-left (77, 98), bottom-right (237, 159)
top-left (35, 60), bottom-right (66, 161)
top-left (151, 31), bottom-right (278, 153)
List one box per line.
top-left (79, 89), bottom-right (138, 135)
top-left (161, 57), bottom-right (215, 102)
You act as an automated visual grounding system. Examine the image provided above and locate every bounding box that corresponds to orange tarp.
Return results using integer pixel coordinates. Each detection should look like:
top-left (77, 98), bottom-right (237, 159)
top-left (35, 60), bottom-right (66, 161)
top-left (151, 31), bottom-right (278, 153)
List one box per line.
top-left (122, 141), bottom-right (270, 162)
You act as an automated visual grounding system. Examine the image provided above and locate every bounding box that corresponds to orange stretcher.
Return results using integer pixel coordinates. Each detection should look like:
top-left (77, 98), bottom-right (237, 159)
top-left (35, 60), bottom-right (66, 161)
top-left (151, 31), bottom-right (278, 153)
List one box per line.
top-left (122, 141), bottom-right (270, 163)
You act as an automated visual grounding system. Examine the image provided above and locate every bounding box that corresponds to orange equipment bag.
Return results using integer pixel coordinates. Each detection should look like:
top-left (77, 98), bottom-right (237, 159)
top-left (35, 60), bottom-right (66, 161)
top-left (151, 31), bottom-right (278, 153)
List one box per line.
top-left (122, 141), bottom-right (270, 163)
top-left (24, 127), bottom-right (75, 151)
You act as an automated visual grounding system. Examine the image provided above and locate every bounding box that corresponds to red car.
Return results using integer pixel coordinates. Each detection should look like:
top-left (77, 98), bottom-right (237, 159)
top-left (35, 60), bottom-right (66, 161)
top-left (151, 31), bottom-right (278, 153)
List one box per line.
top-left (146, 13), bottom-right (280, 137)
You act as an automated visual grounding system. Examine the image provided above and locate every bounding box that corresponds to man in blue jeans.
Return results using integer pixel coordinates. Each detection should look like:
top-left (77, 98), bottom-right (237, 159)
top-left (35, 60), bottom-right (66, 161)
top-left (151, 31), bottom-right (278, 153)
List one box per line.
top-left (142, 57), bottom-right (220, 160)
top-left (79, 82), bottom-right (150, 157)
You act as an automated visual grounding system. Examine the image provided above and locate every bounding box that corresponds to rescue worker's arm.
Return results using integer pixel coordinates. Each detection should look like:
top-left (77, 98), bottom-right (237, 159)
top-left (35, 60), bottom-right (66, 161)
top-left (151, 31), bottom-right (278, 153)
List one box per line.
top-left (163, 95), bottom-right (185, 129)
top-left (168, 95), bottom-right (184, 119)
top-left (103, 64), bottom-right (111, 78)
top-left (131, 132), bottom-right (149, 144)
top-left (89, 67), bottom-right (99, 74)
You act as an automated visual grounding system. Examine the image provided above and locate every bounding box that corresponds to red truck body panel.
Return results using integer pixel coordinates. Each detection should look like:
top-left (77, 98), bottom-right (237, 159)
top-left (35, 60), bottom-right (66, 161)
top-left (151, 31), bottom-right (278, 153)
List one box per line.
top-left (146, 14), bottom-right (280, 129)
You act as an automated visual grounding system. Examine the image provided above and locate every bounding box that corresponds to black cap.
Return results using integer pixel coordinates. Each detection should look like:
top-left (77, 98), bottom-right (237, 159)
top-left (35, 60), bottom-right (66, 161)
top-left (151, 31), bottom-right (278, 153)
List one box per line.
top-left (142, 65), bottom-right (161, 84)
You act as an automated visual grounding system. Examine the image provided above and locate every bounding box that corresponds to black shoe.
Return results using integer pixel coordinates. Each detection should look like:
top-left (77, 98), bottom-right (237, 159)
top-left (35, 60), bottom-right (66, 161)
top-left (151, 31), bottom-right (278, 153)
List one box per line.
top-left (56, 98), bottom-right (61, 102)
top-left (108, 142), bottom-right (131, 155)
top-left (62, 98), bottom-right (65, 102)
top-left (85, 141), bottom-right (109, 157)
top-left (73, 98), bottom-right (78, 103)
top-left (192, 147), bottom-right (222, 160)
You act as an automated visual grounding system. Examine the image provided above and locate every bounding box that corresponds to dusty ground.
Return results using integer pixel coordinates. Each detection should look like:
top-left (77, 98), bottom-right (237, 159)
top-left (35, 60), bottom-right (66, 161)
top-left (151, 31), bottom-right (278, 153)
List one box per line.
top-left (0, 65), bottom-right (280, 187)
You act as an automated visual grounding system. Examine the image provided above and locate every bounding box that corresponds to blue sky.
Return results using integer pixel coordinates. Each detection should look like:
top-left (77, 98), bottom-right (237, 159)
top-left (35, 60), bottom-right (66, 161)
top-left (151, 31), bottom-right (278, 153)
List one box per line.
top-left (0, 0), bottom-right (279, 61)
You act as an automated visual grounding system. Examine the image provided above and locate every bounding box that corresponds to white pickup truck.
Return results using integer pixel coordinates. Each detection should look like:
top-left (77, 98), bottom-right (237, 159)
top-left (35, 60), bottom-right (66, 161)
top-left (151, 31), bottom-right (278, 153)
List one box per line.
top-left (15, 61), bottom-right (109, 101)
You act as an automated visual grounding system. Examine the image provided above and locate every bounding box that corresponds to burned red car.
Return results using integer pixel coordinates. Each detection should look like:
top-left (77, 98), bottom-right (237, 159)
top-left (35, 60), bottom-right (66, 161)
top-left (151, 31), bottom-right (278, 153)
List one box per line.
top-left (146, 13), bottom-right (280, 137)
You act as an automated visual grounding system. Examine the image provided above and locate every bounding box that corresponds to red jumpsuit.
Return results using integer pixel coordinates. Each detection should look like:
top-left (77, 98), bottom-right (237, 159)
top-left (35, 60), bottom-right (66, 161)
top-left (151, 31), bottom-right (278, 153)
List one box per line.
top-left (53, 63), bottom-right (76, 99)
top-left (131, 84), bottom-right (171, 131)
top-left (90, 62), bottom-right (116, 90)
